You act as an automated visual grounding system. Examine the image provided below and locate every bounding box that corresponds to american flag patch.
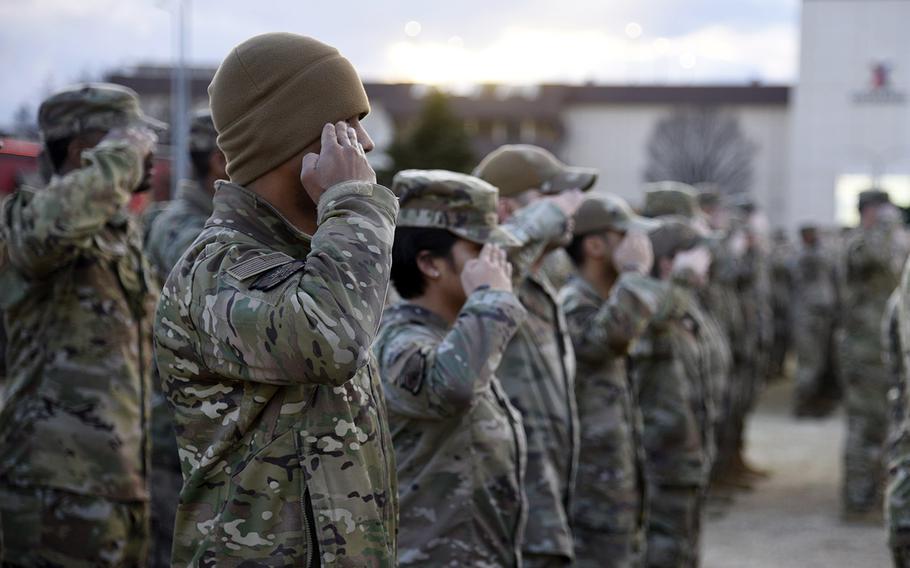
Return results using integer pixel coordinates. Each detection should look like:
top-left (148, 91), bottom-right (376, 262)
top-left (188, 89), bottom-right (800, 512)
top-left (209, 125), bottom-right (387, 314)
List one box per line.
top-left (226, 252), bottom-right (295, 281)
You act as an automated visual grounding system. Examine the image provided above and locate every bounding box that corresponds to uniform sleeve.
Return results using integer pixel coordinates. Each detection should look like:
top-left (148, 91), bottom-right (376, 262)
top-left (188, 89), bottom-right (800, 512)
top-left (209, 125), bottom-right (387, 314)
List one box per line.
top-left (561, 274), bottom-right (666, 364)
top-left (2, 140), bottom-right (143, 278)
top-left (377, 289), bottom-right (527, 420)
top-left (179, 181), bottom-right (399, 387)
top-left (502, 200), bottom-right (570, 281)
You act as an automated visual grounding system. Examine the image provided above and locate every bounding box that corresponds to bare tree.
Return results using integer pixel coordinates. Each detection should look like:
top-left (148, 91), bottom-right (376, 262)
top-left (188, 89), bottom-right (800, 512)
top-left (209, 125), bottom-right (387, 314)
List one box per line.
top-left (644, 106), bottom-right (756, 196)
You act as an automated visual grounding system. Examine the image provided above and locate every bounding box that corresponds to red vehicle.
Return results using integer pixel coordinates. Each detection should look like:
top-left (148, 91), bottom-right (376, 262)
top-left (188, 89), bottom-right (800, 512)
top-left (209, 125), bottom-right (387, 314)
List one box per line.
top-left (0, 137), bottom-right (41, 196)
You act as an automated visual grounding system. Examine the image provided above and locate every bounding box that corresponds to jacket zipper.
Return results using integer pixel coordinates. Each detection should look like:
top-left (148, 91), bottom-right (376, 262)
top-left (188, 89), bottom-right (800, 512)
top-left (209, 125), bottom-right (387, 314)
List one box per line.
top-left (302, 488), bottom-right (319, 568)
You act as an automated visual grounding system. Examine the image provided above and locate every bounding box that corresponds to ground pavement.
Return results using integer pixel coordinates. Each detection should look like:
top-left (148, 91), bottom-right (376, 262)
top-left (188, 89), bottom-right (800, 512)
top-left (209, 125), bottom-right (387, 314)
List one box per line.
top-left (702, 379), bottom-right (891, 567)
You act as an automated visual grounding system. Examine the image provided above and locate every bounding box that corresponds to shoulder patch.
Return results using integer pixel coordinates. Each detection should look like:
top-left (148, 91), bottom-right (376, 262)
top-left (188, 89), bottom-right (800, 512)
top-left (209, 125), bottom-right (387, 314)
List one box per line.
top-left (226, 252), bottom-right (295, 281)
top-left (250, 260), bottom-right (307, 291)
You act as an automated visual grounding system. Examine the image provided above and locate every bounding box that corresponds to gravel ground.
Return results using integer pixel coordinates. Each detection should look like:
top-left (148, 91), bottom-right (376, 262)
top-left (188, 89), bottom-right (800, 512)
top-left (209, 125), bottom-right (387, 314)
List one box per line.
top-left (702, 379), bottom-right (891, 568)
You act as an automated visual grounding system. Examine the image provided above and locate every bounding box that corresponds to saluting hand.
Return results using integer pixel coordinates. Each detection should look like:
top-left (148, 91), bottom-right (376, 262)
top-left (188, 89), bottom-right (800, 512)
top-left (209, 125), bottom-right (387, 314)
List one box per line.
top-left (103, 126), bottom-right (158, 159)
top-left (613, 230), bottom-right (654, 275)
top-left (461, 244), bottom-right (514, 295)
top-left (300, 122), bottom-right (376, 203)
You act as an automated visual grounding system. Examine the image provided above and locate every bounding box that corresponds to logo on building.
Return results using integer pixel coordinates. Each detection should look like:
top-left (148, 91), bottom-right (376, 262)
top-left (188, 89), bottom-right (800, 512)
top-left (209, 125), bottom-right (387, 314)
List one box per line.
top-left (854, 61), bottom-right (906, 104)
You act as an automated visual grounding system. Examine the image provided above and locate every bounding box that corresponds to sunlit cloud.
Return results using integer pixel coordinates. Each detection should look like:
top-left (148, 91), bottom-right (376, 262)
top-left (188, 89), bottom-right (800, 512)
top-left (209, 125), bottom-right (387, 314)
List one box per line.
top-left (384, 24), bottom-right (796, 87)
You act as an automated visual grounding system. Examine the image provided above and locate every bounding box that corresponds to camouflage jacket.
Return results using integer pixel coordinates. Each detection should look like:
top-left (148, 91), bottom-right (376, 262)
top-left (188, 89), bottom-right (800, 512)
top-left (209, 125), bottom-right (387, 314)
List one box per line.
top-left (673, 271), bottom-right (725, 464)
top-left (842, 225), bottom-right (907, 362)
top-left (792, 245), bottom-right (840, 315)
top-left (0, 140), bottom-right (154, 501)
top-left (154, 180), bottom-right (399, 567)
top-left (702, 231), bottom-right (745, 354)
top-left (889, 260), bottom-right (910, 545)
top-left (558, 273), bottom-right (666, 534)
top-left (144, 178), bottom-right (214, 284)
top-left (374, 290), bottom-right (528, 567)
top-left (497, 204), bottom-right (579, 558)
top-left (631, 281), bottom-right (709, 488)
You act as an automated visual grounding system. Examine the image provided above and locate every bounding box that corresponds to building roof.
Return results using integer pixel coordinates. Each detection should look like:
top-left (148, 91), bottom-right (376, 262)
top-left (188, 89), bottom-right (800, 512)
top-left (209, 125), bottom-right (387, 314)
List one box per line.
top-left (104, 66), bottom-right (791, 111)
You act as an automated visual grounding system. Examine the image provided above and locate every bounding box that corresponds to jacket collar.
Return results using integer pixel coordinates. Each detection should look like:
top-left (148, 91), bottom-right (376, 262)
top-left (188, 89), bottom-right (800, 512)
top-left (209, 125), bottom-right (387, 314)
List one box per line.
top-left (208, 181), bottom-right (312, 253)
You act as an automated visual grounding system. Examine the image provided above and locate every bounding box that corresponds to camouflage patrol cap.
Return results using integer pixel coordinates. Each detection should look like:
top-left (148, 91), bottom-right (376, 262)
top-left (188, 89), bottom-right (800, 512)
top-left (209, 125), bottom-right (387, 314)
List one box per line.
top-left (393, 169), bottom-right (521, 247)
top-left (858, 189), bottom-right (891, 211)
top-left (648, 216), bottom-right (703, 261)
top-left (473, 144), bottom-right (598, 198)
top-left (38, 83), bottom-right (166, 141)
top-left (573, 193), bottom-right (660, 236)
top-left (642, 181), bottom-right (700, 218)
top-left (189, 110), bottom-right (218, 153)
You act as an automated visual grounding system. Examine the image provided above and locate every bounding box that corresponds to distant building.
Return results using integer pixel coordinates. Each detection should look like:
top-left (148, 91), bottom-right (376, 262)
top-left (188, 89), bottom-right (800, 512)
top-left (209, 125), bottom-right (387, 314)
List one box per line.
top-left (104, 0), bottom-right (910, 230)
top-left (106, 65), bottom-right (790, 223)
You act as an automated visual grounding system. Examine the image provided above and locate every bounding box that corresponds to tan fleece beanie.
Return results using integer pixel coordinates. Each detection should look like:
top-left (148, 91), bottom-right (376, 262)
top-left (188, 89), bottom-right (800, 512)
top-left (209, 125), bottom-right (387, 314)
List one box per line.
top-left (209, 33), bottom-right (370, 186)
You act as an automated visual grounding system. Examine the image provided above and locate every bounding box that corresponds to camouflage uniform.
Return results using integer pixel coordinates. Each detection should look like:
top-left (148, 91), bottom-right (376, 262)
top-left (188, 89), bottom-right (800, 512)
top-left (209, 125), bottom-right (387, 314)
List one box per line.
top-left (0, 84), bottom-right (162, 566)
top-left (701, 228), bottom-right (747, 477)
top-left (631, 220), bottom-right (712, 568)
top-left (143, 111), bottom-right (217, 568)
top-left (500, 251), bottom-right (578, 566)
top-left (556, 193), bottom-right (662, 568)
top-left (475, 144), bottom-right (596, 566)
top-left (373, 170), bottom-right (529, 567)
top-left (791, 238), bottom-right (841, 415)
top-left (768, 235), bottom-right (794, 378)
top-left (889, 261), bottom-right (910, 564)
top-left (560, 273), bottom-right (666, 567)
top-left (840, 216), bottom-right (907, 513)
top-left (154, 178), bottom-right (399, 566)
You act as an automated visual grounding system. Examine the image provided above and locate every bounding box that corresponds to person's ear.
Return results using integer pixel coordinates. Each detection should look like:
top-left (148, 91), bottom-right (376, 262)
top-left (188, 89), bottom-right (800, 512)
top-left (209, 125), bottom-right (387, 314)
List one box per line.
top-left (416, 251), bottom-right (442, 280)
top-left (209, 150), bottom-right (228, 179)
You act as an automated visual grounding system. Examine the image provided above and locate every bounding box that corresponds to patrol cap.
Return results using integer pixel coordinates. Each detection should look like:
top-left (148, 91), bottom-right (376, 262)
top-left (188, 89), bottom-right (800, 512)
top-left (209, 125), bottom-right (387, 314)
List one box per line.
top-left (642, 181), bottom-right (700, 219)
top-left (649, 216), bottom-right (704, 261)
top-left (189, 110), bottom-right (218, 153)
top-left (38, 82), bottom-right (166, 141)
top-left (393, 169), bottom-right (521, 247)
top-left (858, 189), bottom-right (891, 211)
top-left (473, 144), bottom-right (598, 198)
top-left (573, 193), bottom-right (660, 236)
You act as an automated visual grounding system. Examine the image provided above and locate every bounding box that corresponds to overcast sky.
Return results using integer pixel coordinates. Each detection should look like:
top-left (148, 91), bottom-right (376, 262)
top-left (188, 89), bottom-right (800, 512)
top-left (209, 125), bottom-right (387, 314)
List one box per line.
top-left (0, 0), bottom-right (800, 127)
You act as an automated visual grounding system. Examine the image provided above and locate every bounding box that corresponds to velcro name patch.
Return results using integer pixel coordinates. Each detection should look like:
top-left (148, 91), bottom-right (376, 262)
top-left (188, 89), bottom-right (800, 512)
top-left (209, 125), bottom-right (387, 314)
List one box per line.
top-left (226, 252), bottom-right (295, 281)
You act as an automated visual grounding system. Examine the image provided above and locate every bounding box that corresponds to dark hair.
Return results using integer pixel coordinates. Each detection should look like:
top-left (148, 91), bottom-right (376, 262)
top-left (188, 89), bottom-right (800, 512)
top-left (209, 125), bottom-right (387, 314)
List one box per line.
top-left (45, 136), bottom-right (73, 173)
top-left (190, 149), bottom-right (214, 181)
top-left (391, 227), bottom-right (458, 299)
top-left (565, 234), bottom-right (586, 268)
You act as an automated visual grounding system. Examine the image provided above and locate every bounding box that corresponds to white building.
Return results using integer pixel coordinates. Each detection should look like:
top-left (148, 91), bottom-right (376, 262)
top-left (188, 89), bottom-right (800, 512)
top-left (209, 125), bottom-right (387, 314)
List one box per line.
top-left (788, 0), bottom-right (910, 228)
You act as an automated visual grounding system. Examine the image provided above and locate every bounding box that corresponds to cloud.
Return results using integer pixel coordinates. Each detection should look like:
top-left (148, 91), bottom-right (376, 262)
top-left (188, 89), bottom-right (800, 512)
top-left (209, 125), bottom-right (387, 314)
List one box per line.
top-left (382, 23), bottom-right (797, 87)
top-left (0, 0), bottom-right (797, 127)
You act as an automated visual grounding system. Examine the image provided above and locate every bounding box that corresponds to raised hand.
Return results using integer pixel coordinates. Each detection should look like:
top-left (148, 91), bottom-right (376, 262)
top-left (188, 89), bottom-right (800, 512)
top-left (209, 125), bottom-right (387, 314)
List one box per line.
top-left (460, 243), bottom-right (514, 295)
top-left (300, 121), bottom-right (376, 203)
